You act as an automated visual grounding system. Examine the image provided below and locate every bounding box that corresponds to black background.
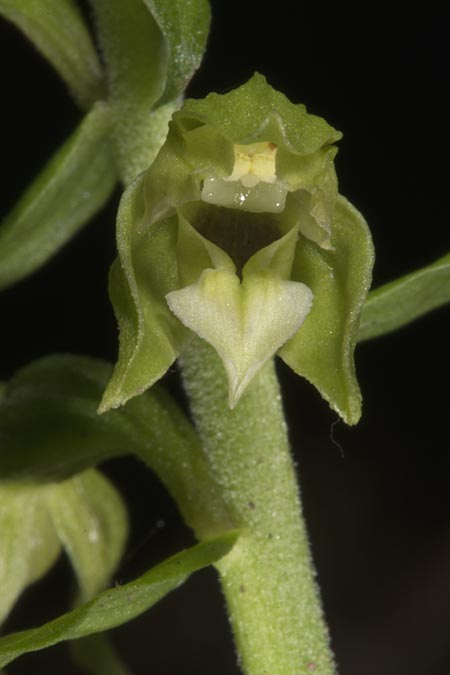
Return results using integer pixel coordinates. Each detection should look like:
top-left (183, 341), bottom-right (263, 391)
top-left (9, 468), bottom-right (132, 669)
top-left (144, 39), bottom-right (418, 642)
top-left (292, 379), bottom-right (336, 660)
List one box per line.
top-left (1, 2), bottom-right (450, 674)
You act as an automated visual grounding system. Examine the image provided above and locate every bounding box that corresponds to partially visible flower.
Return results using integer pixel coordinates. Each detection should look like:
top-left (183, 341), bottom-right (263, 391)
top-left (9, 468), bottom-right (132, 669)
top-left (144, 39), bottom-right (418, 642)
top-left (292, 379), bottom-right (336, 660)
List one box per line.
top-left (101, 74), bottom-right (374, 423)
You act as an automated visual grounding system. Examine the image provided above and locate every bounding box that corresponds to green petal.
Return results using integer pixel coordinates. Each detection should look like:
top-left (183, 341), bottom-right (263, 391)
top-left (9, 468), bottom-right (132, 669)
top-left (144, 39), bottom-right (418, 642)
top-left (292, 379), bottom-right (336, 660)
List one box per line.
top-left (0, 102), bottom-right (116, 291)
top-left (244, 217), bottom-right (299, 279)
top-left (280, 195), bottom-right (374, 425)
top-left (0, 0), bottom-right (103, 109)
top-left (46, 470), bottom-right (128, 602)
top-left (0, 471), bottom-right (127, 640)
top-left (175, 208), bottom-right (235, 286)
top-left (0, 484), bottom-right (61, 625)
top-left (0, 532), bottom-right (239, 669)
top-left (100, 176), bottom-right (188, 412)
top-left (359, 249), bottom-right (450, 341)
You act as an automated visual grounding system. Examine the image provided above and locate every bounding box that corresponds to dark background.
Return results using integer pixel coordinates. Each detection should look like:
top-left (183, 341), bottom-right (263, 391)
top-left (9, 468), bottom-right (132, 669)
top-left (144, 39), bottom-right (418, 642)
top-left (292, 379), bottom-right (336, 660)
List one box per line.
top-left (1, 1), bottom-right (450, 674)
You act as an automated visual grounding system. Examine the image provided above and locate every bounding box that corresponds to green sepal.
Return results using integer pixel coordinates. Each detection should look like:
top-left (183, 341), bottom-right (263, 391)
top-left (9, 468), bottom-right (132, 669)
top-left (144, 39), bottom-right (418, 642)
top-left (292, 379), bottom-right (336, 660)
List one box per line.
top-left (0, 483), bottom-right (61, 625)
top-left (0, 531), bottom-right (239, 669)
top-left (280, 196), bottom-right (374, 425)
top-left (100, 177), bottom-right (188, 412)
top-left (0, 0), bottom-right (103, 109)
top-left (175, 73), bottom-right (341, 153)
top-left (45, 470), bottom-right (128, 602)
top-left (359, 249), bottom-right (450, 341)
top-left (0, 102), bottom-right (116, 291)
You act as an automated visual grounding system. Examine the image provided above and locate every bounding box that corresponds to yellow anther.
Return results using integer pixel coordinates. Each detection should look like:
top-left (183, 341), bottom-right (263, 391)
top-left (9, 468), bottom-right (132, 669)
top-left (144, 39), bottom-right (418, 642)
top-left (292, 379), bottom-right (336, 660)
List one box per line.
top-left (226, 142), bottom-right (278, 188)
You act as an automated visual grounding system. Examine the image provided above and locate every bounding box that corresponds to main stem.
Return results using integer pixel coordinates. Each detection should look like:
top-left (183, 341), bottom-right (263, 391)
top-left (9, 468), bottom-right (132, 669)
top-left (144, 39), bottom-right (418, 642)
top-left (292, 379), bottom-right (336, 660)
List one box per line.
top-left (180, 338), bottom-right (337, 675)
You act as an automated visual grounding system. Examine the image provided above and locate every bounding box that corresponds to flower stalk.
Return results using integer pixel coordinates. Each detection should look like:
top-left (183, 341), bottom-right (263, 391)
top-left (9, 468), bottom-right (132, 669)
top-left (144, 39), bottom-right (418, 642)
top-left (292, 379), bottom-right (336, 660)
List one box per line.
top-left (181, 338), bottom-right (336, 675)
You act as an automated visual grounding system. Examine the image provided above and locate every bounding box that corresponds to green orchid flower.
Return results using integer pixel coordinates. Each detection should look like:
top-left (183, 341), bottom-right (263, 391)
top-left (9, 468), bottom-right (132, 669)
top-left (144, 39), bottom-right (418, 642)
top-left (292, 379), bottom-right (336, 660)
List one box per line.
top-left (101, 74), bottom-right (374, 424)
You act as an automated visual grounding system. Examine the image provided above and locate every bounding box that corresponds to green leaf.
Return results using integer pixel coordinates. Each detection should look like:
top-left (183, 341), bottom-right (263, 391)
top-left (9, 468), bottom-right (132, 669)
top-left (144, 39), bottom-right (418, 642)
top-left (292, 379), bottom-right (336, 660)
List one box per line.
top-left (0, 531), bottom-right (239, 669)
top-left (280, 196), bottom-right (375, 425)
top-left (46, 470), bottom-right (128, 602)
top-left (0, 0), bottom-right (103, 109)
top-left (142, 0), bottom-right (211, 103)
top-left (359, 250), bottom-right (450, 341)
top-left (0, 354), bottom-right (230, 539)
top-left (0, 483), bottom-right (61, 625)
top-left (0, 102), bottom-right (117, 291)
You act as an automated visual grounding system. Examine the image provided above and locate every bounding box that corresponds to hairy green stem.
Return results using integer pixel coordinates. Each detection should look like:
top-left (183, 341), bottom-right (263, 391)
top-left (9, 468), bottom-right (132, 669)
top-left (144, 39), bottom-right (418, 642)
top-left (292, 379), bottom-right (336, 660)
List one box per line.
top-left (89, 0), bottom-right (178, 184)
top-left (180, 339), bottom-right (336, 675)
